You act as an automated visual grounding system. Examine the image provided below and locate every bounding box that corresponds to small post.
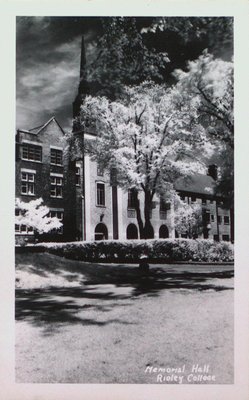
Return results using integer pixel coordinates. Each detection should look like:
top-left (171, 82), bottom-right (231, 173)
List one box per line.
top-left (139, 254), bottom-right (150, 271)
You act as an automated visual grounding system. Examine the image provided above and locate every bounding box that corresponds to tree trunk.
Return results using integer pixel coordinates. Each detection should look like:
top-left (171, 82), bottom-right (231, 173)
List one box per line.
top-left (143, 190), bottom-right (154, 239)
top-left (133, 190), bottom-right (145, 239)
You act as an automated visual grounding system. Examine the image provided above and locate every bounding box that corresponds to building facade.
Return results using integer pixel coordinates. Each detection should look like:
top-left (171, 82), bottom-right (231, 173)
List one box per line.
top-left (15, 38), bottom-right (233, 244)
top-left (15, 117), bottom-right (76, 244)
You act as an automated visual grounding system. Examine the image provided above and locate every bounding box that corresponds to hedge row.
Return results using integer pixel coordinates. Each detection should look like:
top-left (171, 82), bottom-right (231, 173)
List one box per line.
top-left (37, 239), bottom-right (234, 263)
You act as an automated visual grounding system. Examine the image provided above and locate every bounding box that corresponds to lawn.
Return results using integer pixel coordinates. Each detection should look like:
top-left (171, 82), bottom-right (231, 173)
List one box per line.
top-left (15, 252), bottom-right (234, 384)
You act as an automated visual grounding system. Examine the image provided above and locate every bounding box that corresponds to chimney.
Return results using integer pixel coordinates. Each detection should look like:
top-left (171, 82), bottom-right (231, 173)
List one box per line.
top-left (207, 164), bottom-right (218, 181)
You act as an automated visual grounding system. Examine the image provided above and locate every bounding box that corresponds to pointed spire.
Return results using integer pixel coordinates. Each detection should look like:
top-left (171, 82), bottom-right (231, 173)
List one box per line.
top-left (73, 35), bottom-right (89, 122)
top-left (80, 35), bottom-right (87, 81)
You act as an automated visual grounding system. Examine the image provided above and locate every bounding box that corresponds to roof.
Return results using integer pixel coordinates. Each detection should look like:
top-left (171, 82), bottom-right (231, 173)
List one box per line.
top-left (18, 117), bottom-right (65, 136)
top-left (174, 173), bottom-right (216, 196)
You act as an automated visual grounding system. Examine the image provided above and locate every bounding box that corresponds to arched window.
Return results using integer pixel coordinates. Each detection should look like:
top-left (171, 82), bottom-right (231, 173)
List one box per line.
top-left (94, 223), bottom-right (108, 240)
top-left (159, 225), bottom-right (169, 239)
top-left (126, 223), bottom-right (138, 240)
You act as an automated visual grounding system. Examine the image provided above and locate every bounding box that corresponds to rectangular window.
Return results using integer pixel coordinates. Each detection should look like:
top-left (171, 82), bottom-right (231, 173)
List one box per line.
top-left (15, 209), bottom-right (34, 235)
top-left (50, 175), bottom-right (63, 198)
top-left (218, 215), bottom-right (222, 225)
top-left (202, 198), bottom-right (207, 204)
top-left (96, 183), bottom-right (105, 206)
top-left (191, 196), bottom-right (196, 203)
top-left (213, 234), bottom-right (219, 241)
top-left (222, 234), bottom-right (230, 241)
top-left (128, 189), bottom-right (136, 209)
top-left (21, 172), bottom-right (35, 195)
top-left (50, 148), bottom-right (63, 165)
top-left (204, 210), bottom-right (210, 224)
top-left (211, 214), bottom-right (214, 222)
top-left (76, 166), bottom-right (80, 186)
top-left (224, 216), bottom-right (230, 225)
top-left (160, 198), bottom-right (170, 220)
top-left (22, 143), bottom-right (42, 162)
top-left (49, 210), bottom-right (64, 234)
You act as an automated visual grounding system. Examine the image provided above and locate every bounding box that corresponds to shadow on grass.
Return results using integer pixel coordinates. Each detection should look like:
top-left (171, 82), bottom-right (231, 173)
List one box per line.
top-left (15, 287), bottom-right (135, 329)
top-left (15, 252), bottom-right (234, 330)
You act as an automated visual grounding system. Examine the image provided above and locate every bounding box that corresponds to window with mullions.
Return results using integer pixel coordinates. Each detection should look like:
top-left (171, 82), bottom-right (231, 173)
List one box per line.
top-left (21, 172), bottom-right (35, 195)
top-left (50, 176), bottom-right (63, 198)
top-left (96, 183), bottom-right (105, 206)
top-left (51, 148), bottom-right (63, 165)
top-left (22, 143), bottom-right (42, 162)
top-left (224, 216), bottom-right (230, 225)
top-left (127, 189), bottom-right (136, 209)
top-left (49, 210), bottom-right (64, 234)
top-left (15, 209), bottom-right (34, 234)
top-left (159, 198), bottom-right (170, 220)
top-left (76, 166), bottom-right (81, 186)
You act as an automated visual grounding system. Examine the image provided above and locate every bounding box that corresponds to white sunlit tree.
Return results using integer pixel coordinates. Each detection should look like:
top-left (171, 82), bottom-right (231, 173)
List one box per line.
top-left (76, 81), bottom-right (213, 239)
top-left (15, 198), bottom-right (62, 239)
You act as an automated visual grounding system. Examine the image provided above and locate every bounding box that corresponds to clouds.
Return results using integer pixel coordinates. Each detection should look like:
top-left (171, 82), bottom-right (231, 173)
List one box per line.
top-left (16, 17), bottom-right (98, 130)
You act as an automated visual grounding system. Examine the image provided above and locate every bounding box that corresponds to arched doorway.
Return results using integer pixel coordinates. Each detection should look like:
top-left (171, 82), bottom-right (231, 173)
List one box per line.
top-left (94, 223), bottom-right (108, 240)
top-left (159, 225), bottom-right (169, 239)
top-left (126, 223), bottom-right (138, 240)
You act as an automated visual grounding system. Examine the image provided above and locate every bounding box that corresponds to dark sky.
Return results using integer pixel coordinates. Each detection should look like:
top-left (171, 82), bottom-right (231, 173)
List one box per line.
top-left (16, 17), bottom-right (102, 131)
top-left (16, 16), bottom-right (233, 133)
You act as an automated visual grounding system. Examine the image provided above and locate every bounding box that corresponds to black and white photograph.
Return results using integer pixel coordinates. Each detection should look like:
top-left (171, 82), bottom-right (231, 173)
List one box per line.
top-left (14, 15), bottom-right (235, 384)
top-left (1, 1), bottom-right (249, 399)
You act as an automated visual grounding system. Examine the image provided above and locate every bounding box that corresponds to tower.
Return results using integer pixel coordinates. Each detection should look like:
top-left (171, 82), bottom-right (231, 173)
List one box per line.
top-left (72, 36), bottom-right (89, 124)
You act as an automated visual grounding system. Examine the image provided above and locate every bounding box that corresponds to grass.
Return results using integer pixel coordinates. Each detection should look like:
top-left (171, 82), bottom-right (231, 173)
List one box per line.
top-left (15, 252), bottom-right (234, 384)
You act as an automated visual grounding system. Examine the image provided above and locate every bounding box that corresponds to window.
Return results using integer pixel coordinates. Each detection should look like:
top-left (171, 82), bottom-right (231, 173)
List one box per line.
top-left (191, 196), bottom-right (196, 203)
top-left (96, 183), bottom-right (105, 206)
top-left (50, 175), bottom-right (63, 198)
top-left (202, 198), bottom-right (207, 204)
top-left (76, 166), bottom-right (80, 186)
top-left (203, 210), bottom-right (210, 224)
top-left (224, 216), bottom-right (230, 225)
top-left (160, 198), bottom-right (170, 220)
top-left (15, 209), bottom-right (34, 234)
top-left (211, 214), bottom-right (214, 222)
top-left (213, 234), bottom-right (219, 241)
top-left (97, 163), bottom-right (104, 176)
top-left (218, 215), bottom-right (222, 225)
top-left (222, 234), bottom-right (230, 241)
top-left (22, 143), bottom-right (42, 162)
top-left (50, 148), bottom-right (62, 165)
top-left (180, 194), bottom-right (185, 201)
top-left (49, 210), bottom-right (64, 234)
top-left (210, 200), bottom-right (214, 204)
top-left (128, 189), bottom-right (136, 209)
top-left (21, 171), bottom-right (35, 195)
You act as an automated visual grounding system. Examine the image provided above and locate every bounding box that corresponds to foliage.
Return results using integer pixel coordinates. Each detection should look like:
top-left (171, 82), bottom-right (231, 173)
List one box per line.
top-left (79, 82), bottom-right (210, 238)
top-left (142, 17), bottom-right (233, 59)
top-left (173, 52), bottom-right (234, 149)
top-left (86, 17), bottom-right (169, 99)
top-left (174, 194), bottom-right (203, 238)
top-left (15, 198), bottom-right (62, 234)
top-left (37, 239), bottom-right (234, 263)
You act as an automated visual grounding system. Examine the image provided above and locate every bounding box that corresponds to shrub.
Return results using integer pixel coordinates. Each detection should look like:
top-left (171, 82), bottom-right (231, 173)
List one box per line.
top-left (36, 239), bottom-right (234, 263)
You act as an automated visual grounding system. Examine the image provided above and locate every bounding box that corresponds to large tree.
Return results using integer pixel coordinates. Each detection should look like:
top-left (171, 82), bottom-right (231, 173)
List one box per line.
top-left (79, 82), bottom-right (211, 239)
top-left (173, 52), bottom-right (234, 205)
